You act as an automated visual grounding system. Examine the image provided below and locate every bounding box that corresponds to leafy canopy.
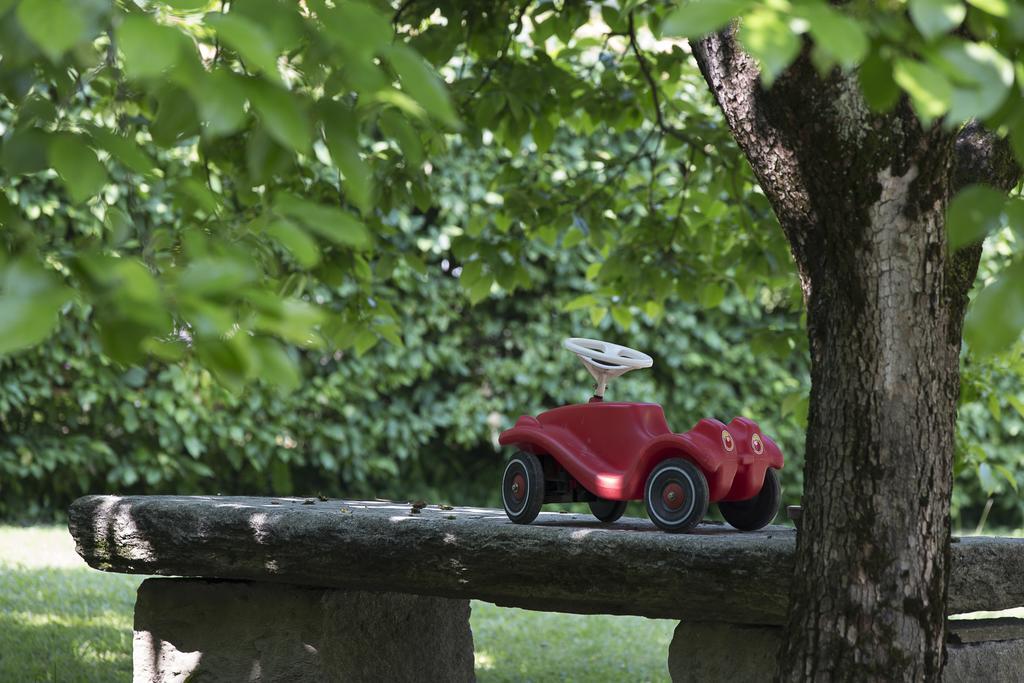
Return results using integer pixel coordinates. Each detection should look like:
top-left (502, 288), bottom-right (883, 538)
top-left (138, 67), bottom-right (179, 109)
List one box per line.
top-left (0, 0), bottom-right (790, 386)
top-left (0, 0), bottom-right (457, 387)
top-left (663, 0), bottom-right (1024, 354)
top-left (2, 0), bottom-right (1024, 385)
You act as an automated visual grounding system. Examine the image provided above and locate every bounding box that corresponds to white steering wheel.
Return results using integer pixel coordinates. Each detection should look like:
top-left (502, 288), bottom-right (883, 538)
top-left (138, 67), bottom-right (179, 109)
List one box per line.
top-left (564, 337), bottom-right (653, 398)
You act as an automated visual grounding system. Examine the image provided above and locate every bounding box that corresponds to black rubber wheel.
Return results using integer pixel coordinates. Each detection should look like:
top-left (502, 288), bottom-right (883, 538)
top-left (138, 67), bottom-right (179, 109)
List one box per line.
top-left (589, 498), bottom-right (628, 523)
top-left (719, 468), bottom-right (781, 531)
top-left (501, 452), bottom-right (545, 524)
top-left (644, 458), bottom-right (709, 533)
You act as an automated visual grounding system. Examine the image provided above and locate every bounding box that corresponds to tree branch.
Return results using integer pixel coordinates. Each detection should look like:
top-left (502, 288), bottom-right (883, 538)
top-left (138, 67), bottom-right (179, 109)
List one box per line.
top-left (465, 2), bottom-right (530, 101)
top-left (627, 13), bottom-right (694, 146)
top-left (690, 28), bottom-right (815, 292)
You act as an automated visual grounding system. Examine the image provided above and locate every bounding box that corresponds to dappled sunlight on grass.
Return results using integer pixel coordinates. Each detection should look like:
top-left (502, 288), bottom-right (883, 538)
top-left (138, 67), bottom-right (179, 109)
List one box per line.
top-left (470, 601), bottom-right (673, 682)
top-left (2, 525), bottom-right (674, 681)
top-left (1, 526), bottom-right (143, 683)
top-left (474, 649), bottom-right (496, 671)
top-left (0, 524), bottom-right (87, 568)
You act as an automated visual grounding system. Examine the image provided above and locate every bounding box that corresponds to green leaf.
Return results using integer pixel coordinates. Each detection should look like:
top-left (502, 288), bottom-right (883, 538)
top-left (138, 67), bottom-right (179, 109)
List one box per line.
top-left (374, 322), bottom-right (404, 348)
top-left (892, 59), bottom-right (953, 123)
top-left (190, 69), bottom-right (249, 137)
top-left (17, 0), bottom-right (88, 62)
top-left (859, 52), bottom-right (900, 112)
top-left (909, 0), bottom-right (966, 40)
top-left (562, 225), bottom-right (585, 249)
top-left (589, 306), bottom-right (608, 326)
top-left (661, 0), bottom-right (751, 39)
top-left (205, 12), bottom-right (280, 80)
top-left (118, 15), bottom-right (183, 79)
top-left (262, 217), bottom-right (320, 268)
top-left (1, 127), bottom-right (50, 174)
top-left (936, 41), bottom-right (1013, 122)
top-left (459, 260), bottom-right (483, 286)
top-left (320, 1), bottom-right (392, 58)
top-left (966, 0), bottom-right (1009, 17)
top-left (988, 393), bottom-right (1002, 422)
top-left (178, 256), bottom-right (257, 296)
top-left (353, 328), bottom-right (379, 356)
top-left (1007, 394), bottom-right (1024, 420)
top-left (248, 80), bottom-right (311, 153)
top-left (533, 117), bottom-right (555, 154)
top-left (611, 305), bottom-right (633, 329)
top-left (384, 44), bottom-right (460, 129)
top-left (378, 109), bottom-right (423, 166)
top-left (48, 134), bottom-right (108, 204)
top-left (946, 184), bottom-right (1006, 252)
top-left (964, 262), bottom-right (1024, 355)
top-left (1005, 196), bottom-right (1024, 241)
top-left (564, 294), bottom-right (596, 312)
top-left (87, 126), bottom-right (156, 175)
top-left (274, 194), bottom-right (371, 249)
top-left (467, 276), bottom-right (492, 304)
top-left (253, 337), bottom-right (301, 392)
top-left (195, 335), bottom-right (253, 391)
top-left (323, 115), bottom-right (373, 213)
top-left (0, 258), bottom-right (72, 355)
top-left (995, 464), bottom-right (1019, 493)
top-left (799, 5), bottom-right (868, 68)
top-left (737, 8), bottom-right (800, 86)
top-left (150, 86), bottom-right (201, 147)
top-left (700, 282), bottom-right (726, 309)
top-left (104, 207), bottom-right (133, 246)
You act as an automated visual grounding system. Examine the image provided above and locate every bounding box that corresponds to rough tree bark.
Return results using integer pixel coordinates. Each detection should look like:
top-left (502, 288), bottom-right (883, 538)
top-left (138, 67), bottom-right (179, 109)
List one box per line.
top-left (691, 29), bottom-right (1020, 681)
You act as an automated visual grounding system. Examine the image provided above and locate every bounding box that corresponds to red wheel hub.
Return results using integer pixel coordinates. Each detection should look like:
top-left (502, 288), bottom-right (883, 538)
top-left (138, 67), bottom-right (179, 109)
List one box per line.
top-left (510, 473), bottom-right (526, 501)
top-left (662, 482), bottom-right (685, 510)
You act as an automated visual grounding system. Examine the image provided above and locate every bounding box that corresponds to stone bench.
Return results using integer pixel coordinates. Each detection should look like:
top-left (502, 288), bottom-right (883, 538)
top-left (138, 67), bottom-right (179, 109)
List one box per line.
top-left (68, 495), bottom-right (1024, 682)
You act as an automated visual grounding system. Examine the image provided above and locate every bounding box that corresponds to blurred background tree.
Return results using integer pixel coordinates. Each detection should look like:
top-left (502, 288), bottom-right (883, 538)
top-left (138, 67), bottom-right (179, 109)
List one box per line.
top-left (0, 0), bottom-right (1020, 534)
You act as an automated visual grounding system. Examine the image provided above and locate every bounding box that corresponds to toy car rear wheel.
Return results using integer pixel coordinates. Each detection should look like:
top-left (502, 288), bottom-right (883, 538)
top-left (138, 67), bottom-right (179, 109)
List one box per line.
top-left (719, 468), bottom-right (781, 531)
top-left (502, 452), bottom-right (545, 524)
top-left (589, 498), bottom-right (628, 523)
top-left (644, 458), bottom-right (709, 533)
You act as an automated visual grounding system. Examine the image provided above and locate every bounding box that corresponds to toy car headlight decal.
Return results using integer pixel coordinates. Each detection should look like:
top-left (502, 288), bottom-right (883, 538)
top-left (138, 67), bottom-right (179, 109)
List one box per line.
top-left (721, 430), bottom-right (735, 452)
top-left (751, 433), bottom-right (764, 455)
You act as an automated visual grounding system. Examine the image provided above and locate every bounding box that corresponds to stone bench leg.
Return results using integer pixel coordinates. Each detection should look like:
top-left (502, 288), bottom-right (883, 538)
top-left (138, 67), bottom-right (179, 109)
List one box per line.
top-left (133, 578), bottom-right (475, 683)
top-left (667, 621), bottom-right (1024, 682)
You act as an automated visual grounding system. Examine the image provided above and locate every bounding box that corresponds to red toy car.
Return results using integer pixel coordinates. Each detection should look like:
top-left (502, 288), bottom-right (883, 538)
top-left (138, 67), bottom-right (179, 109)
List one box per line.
top-left (499, 337), bottom-right (783, 533)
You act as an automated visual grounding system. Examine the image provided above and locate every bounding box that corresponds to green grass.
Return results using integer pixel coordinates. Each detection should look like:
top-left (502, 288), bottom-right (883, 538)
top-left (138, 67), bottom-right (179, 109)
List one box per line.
top-left (0, 526), bottom-right (673, 682)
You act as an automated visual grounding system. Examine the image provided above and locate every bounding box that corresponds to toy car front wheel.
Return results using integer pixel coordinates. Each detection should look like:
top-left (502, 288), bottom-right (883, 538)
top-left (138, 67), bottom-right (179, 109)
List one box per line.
top-left (644, 458), bottom-right (709, 533)
top-left (502, 452), bottom-right (545, 524)
top-left (589, 498), bottom-right (628, 523)
top-left (719, 468), bottom-right (781, 531)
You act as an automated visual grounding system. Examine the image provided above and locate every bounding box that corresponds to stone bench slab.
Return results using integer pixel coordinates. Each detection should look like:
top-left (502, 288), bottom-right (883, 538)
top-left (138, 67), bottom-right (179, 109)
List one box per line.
top-left (68, 495), bottom-right (1024, 626)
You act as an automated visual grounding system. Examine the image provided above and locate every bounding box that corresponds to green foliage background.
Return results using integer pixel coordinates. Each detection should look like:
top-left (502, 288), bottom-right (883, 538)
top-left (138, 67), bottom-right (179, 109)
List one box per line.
top-left (0, 0), bottom-right (1022, 529)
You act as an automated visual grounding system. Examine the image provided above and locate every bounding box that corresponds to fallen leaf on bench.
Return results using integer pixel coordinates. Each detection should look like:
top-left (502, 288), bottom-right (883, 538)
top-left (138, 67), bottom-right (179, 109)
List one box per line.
top-left (439, 504), bottom-right (454, 511)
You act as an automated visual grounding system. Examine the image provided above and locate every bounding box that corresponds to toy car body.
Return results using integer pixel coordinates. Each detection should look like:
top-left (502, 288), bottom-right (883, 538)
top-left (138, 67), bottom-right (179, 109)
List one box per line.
top-left (499, 338), bottom-right (784, 533)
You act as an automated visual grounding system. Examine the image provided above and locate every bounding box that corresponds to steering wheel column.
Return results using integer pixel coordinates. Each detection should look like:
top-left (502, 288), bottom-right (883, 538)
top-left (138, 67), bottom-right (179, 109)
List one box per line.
top-left (563, 337), bottom-right (653, 399)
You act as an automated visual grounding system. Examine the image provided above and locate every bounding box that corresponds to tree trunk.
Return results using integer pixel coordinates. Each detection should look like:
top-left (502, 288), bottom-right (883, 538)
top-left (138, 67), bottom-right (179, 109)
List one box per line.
top-left (691, 30), bottom-right (1020, 680)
